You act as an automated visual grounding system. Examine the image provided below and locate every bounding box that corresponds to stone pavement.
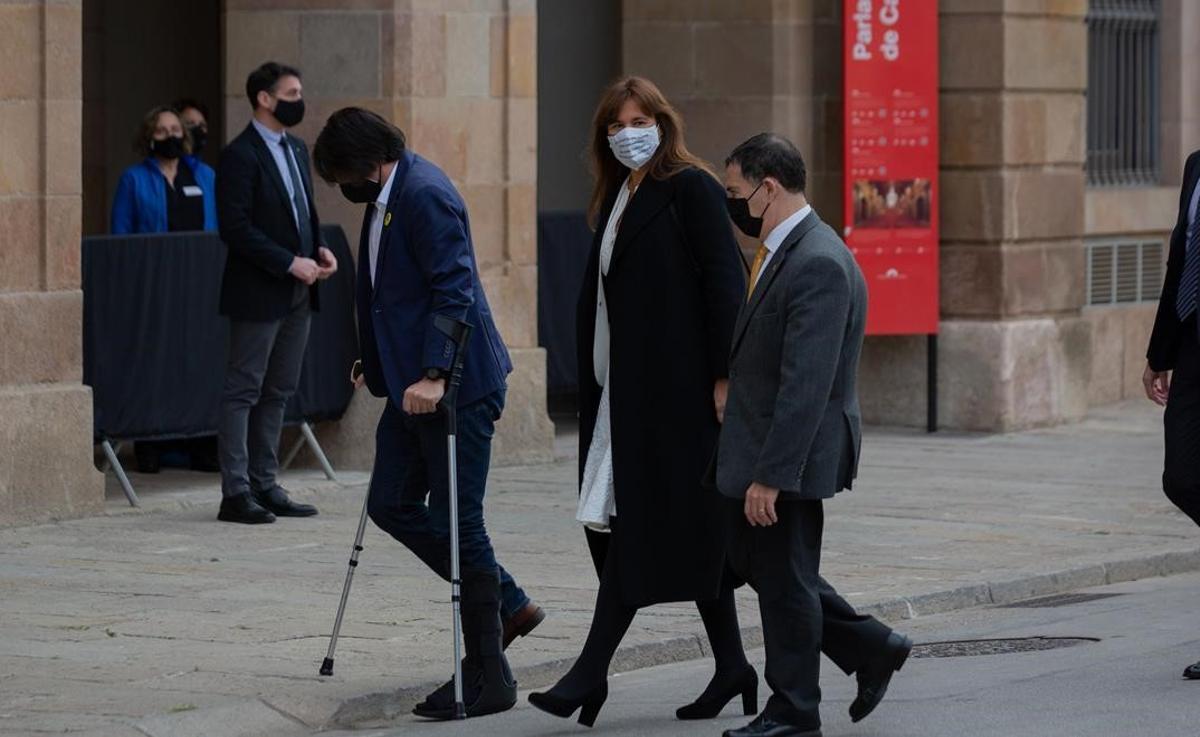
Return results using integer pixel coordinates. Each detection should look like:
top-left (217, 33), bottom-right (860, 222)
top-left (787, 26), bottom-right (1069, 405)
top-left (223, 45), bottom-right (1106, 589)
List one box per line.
top-left (1, 401), bottom-right (1197, 737)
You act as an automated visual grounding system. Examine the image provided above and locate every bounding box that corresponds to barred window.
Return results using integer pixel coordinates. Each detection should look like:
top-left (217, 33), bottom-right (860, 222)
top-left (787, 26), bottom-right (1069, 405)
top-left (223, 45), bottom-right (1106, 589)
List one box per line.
top-left (1086, 0), bottom-right (1160, 186)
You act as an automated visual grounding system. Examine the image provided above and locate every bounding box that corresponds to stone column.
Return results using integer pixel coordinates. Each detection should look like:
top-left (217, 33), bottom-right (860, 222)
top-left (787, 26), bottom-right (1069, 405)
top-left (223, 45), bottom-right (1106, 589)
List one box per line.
top-left (933, 1), bottom-right (1091, 431)
top-left (0, 0), bottom-right (105, 525)
top-left (221, 0), bottom-right (553, 468)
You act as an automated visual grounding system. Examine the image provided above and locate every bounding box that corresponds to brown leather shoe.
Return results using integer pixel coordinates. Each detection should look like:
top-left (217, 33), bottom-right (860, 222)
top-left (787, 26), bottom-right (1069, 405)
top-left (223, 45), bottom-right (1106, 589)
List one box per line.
top-left (502, 602), bottom-right (545, 649)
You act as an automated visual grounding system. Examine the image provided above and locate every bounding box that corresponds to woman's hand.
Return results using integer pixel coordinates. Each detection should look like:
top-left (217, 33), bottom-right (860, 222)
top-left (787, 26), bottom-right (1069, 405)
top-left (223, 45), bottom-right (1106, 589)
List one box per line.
top-left (714, 379), bottom-right (729, 424)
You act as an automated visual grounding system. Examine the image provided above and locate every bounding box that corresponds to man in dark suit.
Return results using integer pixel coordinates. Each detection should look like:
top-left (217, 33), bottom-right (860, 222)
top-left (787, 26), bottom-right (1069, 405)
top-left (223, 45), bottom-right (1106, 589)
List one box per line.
top-left (1144, 150), bottom-right (1200, 679)
top-left (311, 107), bottom-right (543, 719)
top-left (715, 134), bottom-right (911, 737)
top-left (215, 62), bottom-right (338, 524)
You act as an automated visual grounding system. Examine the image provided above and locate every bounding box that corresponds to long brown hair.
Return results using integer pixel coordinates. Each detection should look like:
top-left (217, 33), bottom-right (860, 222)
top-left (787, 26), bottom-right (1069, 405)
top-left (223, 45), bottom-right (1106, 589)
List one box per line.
top-left (586, 76), bottom-right (715, 228)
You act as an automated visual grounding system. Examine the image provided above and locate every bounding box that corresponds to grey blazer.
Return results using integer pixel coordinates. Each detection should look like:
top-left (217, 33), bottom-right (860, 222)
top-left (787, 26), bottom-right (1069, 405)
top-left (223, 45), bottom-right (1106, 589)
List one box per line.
top-left (715, 210), bottom-right (866, 500)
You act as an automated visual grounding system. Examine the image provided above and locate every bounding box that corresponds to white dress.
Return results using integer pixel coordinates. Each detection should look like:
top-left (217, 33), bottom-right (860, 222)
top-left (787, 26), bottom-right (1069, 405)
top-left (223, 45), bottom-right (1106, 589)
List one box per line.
top-left (576, 177), bottom-right (635, 532)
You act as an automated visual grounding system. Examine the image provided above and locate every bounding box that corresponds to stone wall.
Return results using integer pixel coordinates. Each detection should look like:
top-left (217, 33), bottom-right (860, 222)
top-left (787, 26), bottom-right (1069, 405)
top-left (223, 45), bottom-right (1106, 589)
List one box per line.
top-left (0, 0), bottom-right (105, 526)
top-left (222, 0), bottom-right (553, 468)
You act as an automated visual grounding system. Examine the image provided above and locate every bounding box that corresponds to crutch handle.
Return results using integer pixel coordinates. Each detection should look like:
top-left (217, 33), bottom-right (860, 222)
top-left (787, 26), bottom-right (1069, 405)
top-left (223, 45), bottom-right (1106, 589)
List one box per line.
top-left (433, 315), bottom-right (473, 414)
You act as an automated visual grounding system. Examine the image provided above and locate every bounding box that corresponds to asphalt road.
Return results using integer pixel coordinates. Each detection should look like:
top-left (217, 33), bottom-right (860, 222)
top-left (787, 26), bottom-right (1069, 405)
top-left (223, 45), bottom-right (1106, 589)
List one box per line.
top-left (331, 571), bottom-right (1200, 737)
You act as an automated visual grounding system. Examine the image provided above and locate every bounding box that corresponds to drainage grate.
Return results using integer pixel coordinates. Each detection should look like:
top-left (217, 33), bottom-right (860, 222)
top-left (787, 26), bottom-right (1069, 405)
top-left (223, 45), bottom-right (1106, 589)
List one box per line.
top-left (912, 637), bottom-right (1100, 658)
top-left (1001, 593), bottom-right (1125, 609)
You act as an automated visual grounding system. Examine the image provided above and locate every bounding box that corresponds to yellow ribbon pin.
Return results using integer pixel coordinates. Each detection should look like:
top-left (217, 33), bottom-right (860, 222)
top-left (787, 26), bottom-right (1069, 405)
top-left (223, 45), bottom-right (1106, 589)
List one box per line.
top-left (383, 212), bottom-right (392, 227)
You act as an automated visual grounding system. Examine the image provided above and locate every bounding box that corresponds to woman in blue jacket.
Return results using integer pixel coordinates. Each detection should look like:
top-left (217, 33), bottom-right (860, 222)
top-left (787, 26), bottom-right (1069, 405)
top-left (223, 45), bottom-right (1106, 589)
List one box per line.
top-left (111, 105), bottom-right (220, 474)
top-left (111, 105), bottom-right (217, 234)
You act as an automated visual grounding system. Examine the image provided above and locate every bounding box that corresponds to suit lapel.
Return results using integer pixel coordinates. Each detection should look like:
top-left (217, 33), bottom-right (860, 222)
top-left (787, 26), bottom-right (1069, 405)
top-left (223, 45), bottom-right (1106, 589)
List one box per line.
top-left (371, 151), bottom-right (415, 300)
top-left (245, 124), bottom-right (295, 223)
top-left (607, 175), bottom-right (673, 273)
top-left (729, 211), bottom-right (823, 358)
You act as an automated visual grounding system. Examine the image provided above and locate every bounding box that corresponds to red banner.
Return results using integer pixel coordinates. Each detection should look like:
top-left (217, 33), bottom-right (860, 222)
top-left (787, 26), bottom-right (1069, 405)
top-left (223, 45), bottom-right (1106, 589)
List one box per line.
top-left (843, 0), bottom-right (939, 335)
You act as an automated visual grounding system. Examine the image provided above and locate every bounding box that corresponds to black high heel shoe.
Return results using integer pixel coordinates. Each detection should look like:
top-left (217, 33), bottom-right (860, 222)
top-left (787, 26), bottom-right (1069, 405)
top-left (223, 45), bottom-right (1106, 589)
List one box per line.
top-left (528, 682), bottom-right (609, 728)
top-left (676, 665), bottom-right (758, 720)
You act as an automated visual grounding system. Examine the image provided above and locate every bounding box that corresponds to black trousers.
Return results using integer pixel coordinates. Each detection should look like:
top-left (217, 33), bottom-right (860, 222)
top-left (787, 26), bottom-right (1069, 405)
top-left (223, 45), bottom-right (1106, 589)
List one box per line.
top-left (724, 498), bottom-right (892, 728)
top-left (1165, 319), bottom-right (1200, 527)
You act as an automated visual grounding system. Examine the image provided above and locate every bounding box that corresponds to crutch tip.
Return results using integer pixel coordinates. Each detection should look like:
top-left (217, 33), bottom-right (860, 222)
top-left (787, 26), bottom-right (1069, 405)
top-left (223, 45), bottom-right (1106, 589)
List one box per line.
top-left (319, 658), bottom-right (335, 676)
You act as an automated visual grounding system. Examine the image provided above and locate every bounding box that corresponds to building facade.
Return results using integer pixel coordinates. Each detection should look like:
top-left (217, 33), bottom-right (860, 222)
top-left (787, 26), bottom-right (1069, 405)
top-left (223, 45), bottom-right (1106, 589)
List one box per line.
top-left (1, 0), bottom-right (1194, 525)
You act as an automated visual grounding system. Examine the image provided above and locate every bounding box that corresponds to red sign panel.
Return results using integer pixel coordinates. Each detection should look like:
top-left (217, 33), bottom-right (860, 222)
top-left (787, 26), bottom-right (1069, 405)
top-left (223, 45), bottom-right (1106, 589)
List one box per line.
top-left (843, 0), bottom-right (939, 335)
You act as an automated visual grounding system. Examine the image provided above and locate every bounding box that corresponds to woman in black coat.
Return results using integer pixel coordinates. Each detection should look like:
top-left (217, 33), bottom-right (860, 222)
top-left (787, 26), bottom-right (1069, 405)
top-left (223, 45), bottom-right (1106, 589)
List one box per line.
top-left (530, 76), bottom-right (752, 727)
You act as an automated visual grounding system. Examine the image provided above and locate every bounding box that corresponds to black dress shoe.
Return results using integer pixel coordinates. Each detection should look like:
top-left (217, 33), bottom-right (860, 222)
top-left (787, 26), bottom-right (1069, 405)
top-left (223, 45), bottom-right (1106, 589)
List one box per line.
top-left (254, 486), bottom-right (317, 517)
top-left (1183, 661), bottom-right (1200, 679)
top-left (722, 714), bottom-right (821, 737)
top-left (850, 631), bottom-right (913, 723)
top-left (218, 493), bottom-right (276, 524)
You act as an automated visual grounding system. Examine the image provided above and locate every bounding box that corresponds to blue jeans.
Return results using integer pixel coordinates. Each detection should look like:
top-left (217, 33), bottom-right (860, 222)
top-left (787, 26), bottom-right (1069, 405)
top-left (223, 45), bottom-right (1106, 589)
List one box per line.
top-left (366, 389), bottom-right (530, 618)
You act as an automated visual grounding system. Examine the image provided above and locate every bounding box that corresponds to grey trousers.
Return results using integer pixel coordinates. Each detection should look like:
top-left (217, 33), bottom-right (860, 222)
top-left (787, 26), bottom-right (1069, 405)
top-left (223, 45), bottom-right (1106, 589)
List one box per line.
top-left (218, 285), bottom-right (311, 499)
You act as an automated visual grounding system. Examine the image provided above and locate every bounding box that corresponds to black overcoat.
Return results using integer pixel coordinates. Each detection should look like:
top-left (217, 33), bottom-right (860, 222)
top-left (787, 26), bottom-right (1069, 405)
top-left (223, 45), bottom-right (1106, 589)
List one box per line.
top-left (575, 167), bottom-right (747, 607)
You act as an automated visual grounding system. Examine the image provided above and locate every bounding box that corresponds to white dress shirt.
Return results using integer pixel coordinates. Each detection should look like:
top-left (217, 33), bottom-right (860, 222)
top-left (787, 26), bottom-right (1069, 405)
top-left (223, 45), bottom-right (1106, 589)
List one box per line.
top-left (577, 176), bottom-right (636, 531)
top-left (252, 118), bottom-right (308, 230)
top-left (754, 204), bottom-right (813, 284)
top-left (368, 163), bottom-right (399, 285)
top-left (1188, 172), bottom-right (1200, 241)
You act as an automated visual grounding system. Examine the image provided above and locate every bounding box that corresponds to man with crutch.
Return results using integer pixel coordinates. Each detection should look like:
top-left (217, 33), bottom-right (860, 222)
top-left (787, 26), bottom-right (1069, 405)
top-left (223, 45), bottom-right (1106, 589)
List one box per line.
top-left (312, 107), bottom-right (543, 719)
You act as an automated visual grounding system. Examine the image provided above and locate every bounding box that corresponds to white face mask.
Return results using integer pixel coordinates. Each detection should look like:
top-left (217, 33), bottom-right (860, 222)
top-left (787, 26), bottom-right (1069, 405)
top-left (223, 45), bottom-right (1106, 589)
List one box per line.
top-left (607, 125), bottom-right (661, 170)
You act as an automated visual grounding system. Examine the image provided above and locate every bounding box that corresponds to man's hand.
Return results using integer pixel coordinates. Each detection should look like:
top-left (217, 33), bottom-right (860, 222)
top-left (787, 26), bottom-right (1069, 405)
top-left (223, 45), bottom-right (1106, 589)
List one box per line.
top-left (403, 377), bottom-right (445, 415)
top-left (289, 256), bottom-right (321, 285)
top-left (714, 379), bottom-right (729, 424)
top-left (744, 482), bottom-right (780, 527)
top-left (316, 247), bottom-right (338, 280)
top-left (1143, 363), bottom-right (1171, 407)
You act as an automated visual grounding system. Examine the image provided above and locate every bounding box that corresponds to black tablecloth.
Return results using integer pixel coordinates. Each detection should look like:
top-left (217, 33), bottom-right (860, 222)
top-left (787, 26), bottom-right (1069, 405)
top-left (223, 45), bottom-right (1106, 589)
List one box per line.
top-left (537, 211), bottom-right (593, 398)
top-left (82, 226), bottom-right (358, 442)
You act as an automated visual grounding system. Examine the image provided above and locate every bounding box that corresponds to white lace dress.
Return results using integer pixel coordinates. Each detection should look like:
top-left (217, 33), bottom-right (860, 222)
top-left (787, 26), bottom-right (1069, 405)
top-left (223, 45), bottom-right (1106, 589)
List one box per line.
top-left (576, 177), bottom-right (635, 532)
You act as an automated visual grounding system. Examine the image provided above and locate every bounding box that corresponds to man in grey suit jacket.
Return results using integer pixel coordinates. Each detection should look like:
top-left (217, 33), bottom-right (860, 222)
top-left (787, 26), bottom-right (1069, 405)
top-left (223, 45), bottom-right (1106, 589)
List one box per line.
top-left (715, 134), bottom-right (911, 737)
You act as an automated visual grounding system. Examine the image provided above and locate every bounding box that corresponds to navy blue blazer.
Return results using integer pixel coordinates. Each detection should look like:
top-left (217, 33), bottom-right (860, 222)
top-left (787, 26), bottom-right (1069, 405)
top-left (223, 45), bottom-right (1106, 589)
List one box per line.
top-left (357, 150), bottom-right (512, 409)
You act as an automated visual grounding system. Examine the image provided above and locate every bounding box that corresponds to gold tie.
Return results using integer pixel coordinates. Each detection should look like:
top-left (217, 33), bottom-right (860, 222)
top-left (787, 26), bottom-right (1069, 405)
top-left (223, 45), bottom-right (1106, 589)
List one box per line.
top-left (747, 244), bottom-right (770, 301)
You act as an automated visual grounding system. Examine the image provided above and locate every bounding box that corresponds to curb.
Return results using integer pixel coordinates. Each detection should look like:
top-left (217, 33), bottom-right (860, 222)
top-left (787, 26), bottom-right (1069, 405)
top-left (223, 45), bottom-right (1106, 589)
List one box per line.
top-left (320, 545), bottom-right (1200, 730)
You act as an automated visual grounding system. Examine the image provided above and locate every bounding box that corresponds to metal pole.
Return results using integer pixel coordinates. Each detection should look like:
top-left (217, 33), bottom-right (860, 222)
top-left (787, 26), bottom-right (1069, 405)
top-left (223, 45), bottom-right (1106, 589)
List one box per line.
top-left (320, 488), bottom-right (372, 676)
top-left (447, 429), bottom-right (466, 720)
top-left (300, 422), bottom-right (338, 482)
top-left (101, 440), bottom-right (139, 507)
top-left (927, 334), bottom-right (938, 434)
top-left (281, 433), bottom-right (306, 471)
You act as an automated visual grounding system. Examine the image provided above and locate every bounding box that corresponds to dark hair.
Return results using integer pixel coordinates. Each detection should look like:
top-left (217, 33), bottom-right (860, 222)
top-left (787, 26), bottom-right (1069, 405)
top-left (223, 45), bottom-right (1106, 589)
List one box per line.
top-left (245, 62), bottom-right (301, 109)
top-left (134, 106), bottom-right (191, 158)
top-left (587, 76), bottom-right (715, 228)
top-left (313, 107), bottom-right (408, 183)
top-left (172, 97), bottom-right (210, 122)
top-left (725, 133), bottom-right (807, 193)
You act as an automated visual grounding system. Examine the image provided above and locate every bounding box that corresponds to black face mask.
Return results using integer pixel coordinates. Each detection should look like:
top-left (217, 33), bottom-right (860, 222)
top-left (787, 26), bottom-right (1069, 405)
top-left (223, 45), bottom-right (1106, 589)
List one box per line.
top-left (726, 182), bottom-right (769, 238)
top-left (187, 126), bottom-right (207, 155)
top-left (273, 97), bottom-right (306, 127)
top-left (340, 170), bottom-right (382, 204)
top-left (151, 135), bottom-right (185, 160)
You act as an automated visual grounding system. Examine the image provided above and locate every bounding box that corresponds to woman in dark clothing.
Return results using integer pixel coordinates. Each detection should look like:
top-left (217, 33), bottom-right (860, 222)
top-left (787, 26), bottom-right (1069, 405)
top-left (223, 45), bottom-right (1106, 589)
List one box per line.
top-left (529, 76), bottom-right (752, 727)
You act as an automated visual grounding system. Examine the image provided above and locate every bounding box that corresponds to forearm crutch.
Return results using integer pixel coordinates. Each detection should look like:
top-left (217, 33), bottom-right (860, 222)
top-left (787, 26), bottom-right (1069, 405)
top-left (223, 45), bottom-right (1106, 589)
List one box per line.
top-left (320, 479), bottom-right (371, 676)
top-left (433, 314), bottom-right (474, 721)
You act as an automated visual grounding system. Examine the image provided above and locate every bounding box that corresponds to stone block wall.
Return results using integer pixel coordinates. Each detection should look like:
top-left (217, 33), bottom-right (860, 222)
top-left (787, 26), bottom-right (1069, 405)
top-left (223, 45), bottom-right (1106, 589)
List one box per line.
top-left (0, 0), bottom-right (105, 526)
top-left (222, 0), bottom-right (553, 468)
top-left (854, 1), bottom-right (1092, 431)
